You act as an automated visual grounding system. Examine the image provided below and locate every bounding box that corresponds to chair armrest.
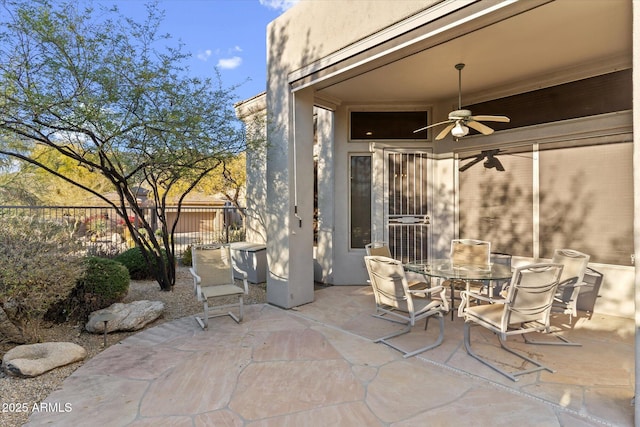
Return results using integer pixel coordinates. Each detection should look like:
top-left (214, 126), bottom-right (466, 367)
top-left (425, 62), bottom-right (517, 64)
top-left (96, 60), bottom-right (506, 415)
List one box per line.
top-left (458, 290), bottom-right (506, 317)
top-left (189, 267), bottom-right (202, 284)
top-left (231, 265), bottom-right (249, 294)
top-left (189, 267), bottom-right (203, 300)
top-left (409, 284), bottom-right (443, 296)
top-left (557, 276), bottom-right (579, 289)
top-left (465, 291), bottom-right (502, 304)
top-left (409, 286), bottom-right (449, 312)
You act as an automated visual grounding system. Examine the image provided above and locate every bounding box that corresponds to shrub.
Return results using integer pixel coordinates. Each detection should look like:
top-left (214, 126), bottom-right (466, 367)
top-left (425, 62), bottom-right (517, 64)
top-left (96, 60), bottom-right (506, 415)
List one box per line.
top-left (0, 215), bottom-right (84, 341)
top-left (46, 257), bottom-right (130, 322)
top-left (181, 245), bottom-right (193, 267)
top-left (114, 247), bottom-right (168, 280)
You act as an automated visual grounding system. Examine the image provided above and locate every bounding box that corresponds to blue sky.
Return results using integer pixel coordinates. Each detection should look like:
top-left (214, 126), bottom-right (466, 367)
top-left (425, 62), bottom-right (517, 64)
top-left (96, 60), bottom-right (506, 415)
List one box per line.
top-left (96, 0), bottom-right (299, 102)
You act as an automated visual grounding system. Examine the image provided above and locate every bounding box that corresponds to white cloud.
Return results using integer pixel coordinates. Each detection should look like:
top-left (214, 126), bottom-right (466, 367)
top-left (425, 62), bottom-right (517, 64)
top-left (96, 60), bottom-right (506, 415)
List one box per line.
top-left (259, 0), bottom-right (300, 12)
top-left (217, 56), bottom-right (243, 70)
top-left (197, 49), bottom-right (212, 61)
top-left (233, 45), bottom-right (243, 53)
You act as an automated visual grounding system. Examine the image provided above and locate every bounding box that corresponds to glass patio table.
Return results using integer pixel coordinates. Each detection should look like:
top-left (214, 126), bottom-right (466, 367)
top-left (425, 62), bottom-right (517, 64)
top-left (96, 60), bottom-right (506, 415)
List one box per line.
top-left (404, 259), bottom-right (513, 319)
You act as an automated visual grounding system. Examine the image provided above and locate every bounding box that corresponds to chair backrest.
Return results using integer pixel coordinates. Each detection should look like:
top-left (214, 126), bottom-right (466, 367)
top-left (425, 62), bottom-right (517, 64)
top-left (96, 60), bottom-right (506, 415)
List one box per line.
top-left (192, 244), bottom-right (234, 286)
top-left (365, 242), bottom-right (392, 258)
top-left (450, 239), bottom-right (491, 268)
top-left (551, 249), bottom-right (590, 287)
top-left (501, 263), bottom-right (563, 330)
top-left (490, 252), bottom-right (512, 269)
top-left (364, 255), bottom-right (412, 312)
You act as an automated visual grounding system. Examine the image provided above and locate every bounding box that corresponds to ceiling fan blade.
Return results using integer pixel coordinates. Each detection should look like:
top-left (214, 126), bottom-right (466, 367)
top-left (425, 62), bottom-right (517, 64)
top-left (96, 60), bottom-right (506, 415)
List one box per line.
top-left (467, 120), bottom-right (494, 135)
top-left (413, 119), bottom-right (453, 134)
top-left (459, 155), bottom-right (484, 172)
top-left (435, 123), bottom-right (455, 140)
top-left (470, 115), bottom-right (510, 123)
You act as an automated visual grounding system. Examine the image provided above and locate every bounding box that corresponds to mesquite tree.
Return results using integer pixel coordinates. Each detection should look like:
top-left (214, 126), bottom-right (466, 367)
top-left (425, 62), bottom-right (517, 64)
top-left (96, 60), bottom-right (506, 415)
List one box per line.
top-left (0, 0), bottom-right (250, 290)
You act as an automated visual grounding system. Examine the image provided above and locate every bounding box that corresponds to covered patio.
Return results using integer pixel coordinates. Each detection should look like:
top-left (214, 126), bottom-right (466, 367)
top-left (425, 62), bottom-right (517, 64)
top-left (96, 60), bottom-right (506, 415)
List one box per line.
top-left (26, 287), bottom-right (634, 426)
top-left (235, 0), bottom-right (637, 419)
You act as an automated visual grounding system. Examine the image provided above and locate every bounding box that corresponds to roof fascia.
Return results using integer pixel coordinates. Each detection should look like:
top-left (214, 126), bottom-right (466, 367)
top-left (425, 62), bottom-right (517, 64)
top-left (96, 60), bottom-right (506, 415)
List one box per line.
top-left (289, 0), bottom-right (552, 94)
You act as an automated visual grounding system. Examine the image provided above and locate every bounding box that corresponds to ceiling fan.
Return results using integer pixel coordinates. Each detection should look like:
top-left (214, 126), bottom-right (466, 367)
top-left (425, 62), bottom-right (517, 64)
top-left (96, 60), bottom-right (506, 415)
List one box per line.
top-left (459, 149), bottom-right (505, 172)
top-left (414, 63), bottom-right (510, 140)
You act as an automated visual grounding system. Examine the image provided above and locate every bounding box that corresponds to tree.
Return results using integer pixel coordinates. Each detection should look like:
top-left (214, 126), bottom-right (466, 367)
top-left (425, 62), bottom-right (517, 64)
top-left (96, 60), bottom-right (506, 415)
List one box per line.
top-left (2, 144), bottom-right (114, 205)
top-left (0, 0), bottom-right (251, 290)
top-left (178, 152), bottom-right (246, 209)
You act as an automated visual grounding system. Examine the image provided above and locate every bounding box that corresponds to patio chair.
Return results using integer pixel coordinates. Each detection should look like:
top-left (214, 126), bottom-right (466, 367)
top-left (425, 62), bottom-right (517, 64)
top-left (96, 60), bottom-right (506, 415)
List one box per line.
top-left (445, 239), bottom-right (491, 318)
top-left (365, 241), bottom-right (427, 291)
top-left (459, 262), bottom-right (563, 382)
top-left (551, 249), bottom-right (590, 324)
top-left (189, 244), bottom-right (249, 329)
top-left (365, 241), bottom-right (392, 257)
top-left (364, 255), bottom-right (448, 358)
top-left (487, 252), bottom-right (513, 296)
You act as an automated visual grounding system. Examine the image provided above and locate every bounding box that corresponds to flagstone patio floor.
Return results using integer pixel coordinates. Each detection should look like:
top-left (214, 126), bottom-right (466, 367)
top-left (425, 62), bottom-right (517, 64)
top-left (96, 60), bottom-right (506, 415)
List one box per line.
top-left (26, 285), bottom-right (634, 426)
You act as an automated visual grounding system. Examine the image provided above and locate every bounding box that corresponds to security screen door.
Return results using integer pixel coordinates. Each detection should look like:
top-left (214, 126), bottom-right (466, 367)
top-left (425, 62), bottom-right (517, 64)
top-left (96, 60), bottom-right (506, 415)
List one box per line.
top-left (384, 150), bottom-right (431, 263)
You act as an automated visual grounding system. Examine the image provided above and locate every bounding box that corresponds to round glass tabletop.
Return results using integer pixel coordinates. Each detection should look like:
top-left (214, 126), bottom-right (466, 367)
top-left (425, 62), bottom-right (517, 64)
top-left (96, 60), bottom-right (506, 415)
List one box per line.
top-left (404, 259), bottom-right (512, 281)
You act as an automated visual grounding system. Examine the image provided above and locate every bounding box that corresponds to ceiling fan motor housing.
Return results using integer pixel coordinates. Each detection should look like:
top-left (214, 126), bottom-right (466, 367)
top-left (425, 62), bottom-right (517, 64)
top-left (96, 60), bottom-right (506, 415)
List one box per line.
top-left (448, 109), bottom-right (472, 120)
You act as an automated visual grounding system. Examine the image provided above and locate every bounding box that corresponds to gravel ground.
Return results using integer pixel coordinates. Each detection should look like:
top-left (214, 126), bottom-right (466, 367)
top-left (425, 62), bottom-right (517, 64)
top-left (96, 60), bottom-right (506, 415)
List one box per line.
top-left (0, 267), bottom-right (267, 427)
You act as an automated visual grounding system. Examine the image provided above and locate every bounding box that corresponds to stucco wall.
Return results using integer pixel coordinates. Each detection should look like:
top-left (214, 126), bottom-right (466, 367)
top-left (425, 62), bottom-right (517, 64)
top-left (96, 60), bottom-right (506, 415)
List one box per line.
top-left (268, 0), bottom-right (437, 72)
top-left (235, 94), bottom-right (268, 245)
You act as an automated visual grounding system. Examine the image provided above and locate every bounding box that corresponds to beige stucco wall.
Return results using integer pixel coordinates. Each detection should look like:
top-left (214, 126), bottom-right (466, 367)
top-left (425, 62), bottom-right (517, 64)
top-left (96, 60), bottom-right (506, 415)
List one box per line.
top-left (268, 0), bottom-right (437, 72)
top-left (235, 94), bottom-right (268, 245)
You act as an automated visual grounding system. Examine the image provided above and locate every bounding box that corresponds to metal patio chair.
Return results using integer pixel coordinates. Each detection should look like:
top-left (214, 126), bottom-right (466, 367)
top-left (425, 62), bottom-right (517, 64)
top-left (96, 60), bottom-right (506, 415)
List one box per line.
top-left (189, 244), bottom-right (248, 329)
top-left (364, 255), bottom-right (448, 358)
top-left (459, 262), bottom-right (564, 381)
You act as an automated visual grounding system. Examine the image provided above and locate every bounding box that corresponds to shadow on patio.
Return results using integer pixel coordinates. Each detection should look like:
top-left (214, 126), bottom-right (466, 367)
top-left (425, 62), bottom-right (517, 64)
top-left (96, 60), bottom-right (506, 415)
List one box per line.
top-left (26, 285), bottom-right (633, 426)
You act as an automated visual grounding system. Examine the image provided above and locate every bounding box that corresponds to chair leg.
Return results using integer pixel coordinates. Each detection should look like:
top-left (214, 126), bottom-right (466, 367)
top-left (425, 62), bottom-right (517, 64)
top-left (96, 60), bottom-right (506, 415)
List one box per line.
top-left (195, 297), bottom-right (244, 329)
top-left (402, 313), bottom-right (444, 358)
top-left (522, 331), bottom-right (581, 346)
top-left (374, 323), bottom-right (411, 344)
top-left (463, 322), bottom-right (555, 382)
top-left (195, 299), bottom-right (210, 329)
top-left (376, 313), bottom-right (445, 358)
top-left (520, 321), bottom-right (581, 346)
top-left (450, 282), bottom-right (455, 320)
top-left (372, 308), bottom-right (412, 325)
top-left (227, 295), bottom-right (243, 323)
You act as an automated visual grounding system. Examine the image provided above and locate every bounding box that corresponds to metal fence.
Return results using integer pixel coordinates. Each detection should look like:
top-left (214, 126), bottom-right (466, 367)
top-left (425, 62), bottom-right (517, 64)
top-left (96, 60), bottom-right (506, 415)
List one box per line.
top-left (0, 205), bottom-right (246, 258)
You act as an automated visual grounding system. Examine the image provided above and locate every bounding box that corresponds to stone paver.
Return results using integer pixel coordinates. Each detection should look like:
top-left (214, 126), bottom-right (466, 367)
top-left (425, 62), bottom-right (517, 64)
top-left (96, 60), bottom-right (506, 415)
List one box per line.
top-left (25, 288), bottom-right (634, 426)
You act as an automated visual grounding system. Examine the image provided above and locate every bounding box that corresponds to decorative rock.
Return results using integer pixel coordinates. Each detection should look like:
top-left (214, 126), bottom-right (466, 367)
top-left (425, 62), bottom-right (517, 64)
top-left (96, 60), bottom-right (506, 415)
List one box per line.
top-left (2, 342), bottom-right (87, 377)
top-left (0, 306), bottom-right (26, 344)
top-left (86, 300), bottom-right (165, 333)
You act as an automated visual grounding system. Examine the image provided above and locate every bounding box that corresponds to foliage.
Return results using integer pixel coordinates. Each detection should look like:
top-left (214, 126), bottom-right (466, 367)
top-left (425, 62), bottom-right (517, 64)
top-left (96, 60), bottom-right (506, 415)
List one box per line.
top-left (0, 0), bottom-right (258, 291)
top-left (26, 145), bottom-right (113, 205)
top-left (181, 245), bottom-right (193, 267)
top-left (0, 214), bottom-right (84, 342)
top-left (46, 257), bottom-right (130, 323)
top-left (173, 153), bottom-right (247, 211)
top-left (114, 247), bottom-right (168, 280)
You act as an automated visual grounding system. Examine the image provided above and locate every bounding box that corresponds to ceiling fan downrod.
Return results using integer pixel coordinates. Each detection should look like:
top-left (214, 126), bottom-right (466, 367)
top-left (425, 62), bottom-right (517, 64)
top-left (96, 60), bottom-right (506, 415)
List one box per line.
top-left (455, 63), bottom-right (465, 110)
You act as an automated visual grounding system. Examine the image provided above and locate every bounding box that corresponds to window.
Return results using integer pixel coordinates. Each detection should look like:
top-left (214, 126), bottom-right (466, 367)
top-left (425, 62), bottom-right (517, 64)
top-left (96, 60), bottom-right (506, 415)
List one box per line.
top-left (350, 155), bottom-right (372, 249)
top-left (539, 142), bottom-right (633, 265)
top-left (458, 140), bottom-right (633, 265)
top-left (350, 111), bottom-right (428, 140)
top-left (459, 148), bottom-right (534, 257)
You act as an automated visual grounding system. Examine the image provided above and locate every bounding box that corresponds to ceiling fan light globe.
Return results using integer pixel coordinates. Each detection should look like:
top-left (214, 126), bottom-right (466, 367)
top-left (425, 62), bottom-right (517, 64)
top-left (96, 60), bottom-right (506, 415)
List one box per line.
top-left (451, 122), bottom-right (469, 138)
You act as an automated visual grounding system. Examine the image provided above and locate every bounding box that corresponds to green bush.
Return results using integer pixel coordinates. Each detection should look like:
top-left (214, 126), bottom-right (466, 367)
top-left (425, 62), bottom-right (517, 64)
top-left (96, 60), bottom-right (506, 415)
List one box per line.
top-left (181, 245), bottom-right (193, 267)
top-left (114, 246), bottom-right (168, 280)
top-left (0, 215), bottom-right (84, 341)
top-left (46, 257), bottom-right (130, 322)
top-left (82, 257), bottom-right (129, 301)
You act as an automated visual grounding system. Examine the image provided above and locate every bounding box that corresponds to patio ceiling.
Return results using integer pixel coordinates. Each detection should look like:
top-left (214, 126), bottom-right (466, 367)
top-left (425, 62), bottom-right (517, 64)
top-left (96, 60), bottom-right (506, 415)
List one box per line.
top-left (313, 0), bottom-right (632, 109)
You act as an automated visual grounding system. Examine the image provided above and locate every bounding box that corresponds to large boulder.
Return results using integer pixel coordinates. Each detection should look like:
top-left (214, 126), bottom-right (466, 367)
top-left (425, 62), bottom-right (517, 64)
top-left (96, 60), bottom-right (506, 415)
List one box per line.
top-left (0, 305), bottom-right (25, 344)
top-left (86, 300), bottom-right (165, 333)
top-left (2, 342), bottom-right (87, 377)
